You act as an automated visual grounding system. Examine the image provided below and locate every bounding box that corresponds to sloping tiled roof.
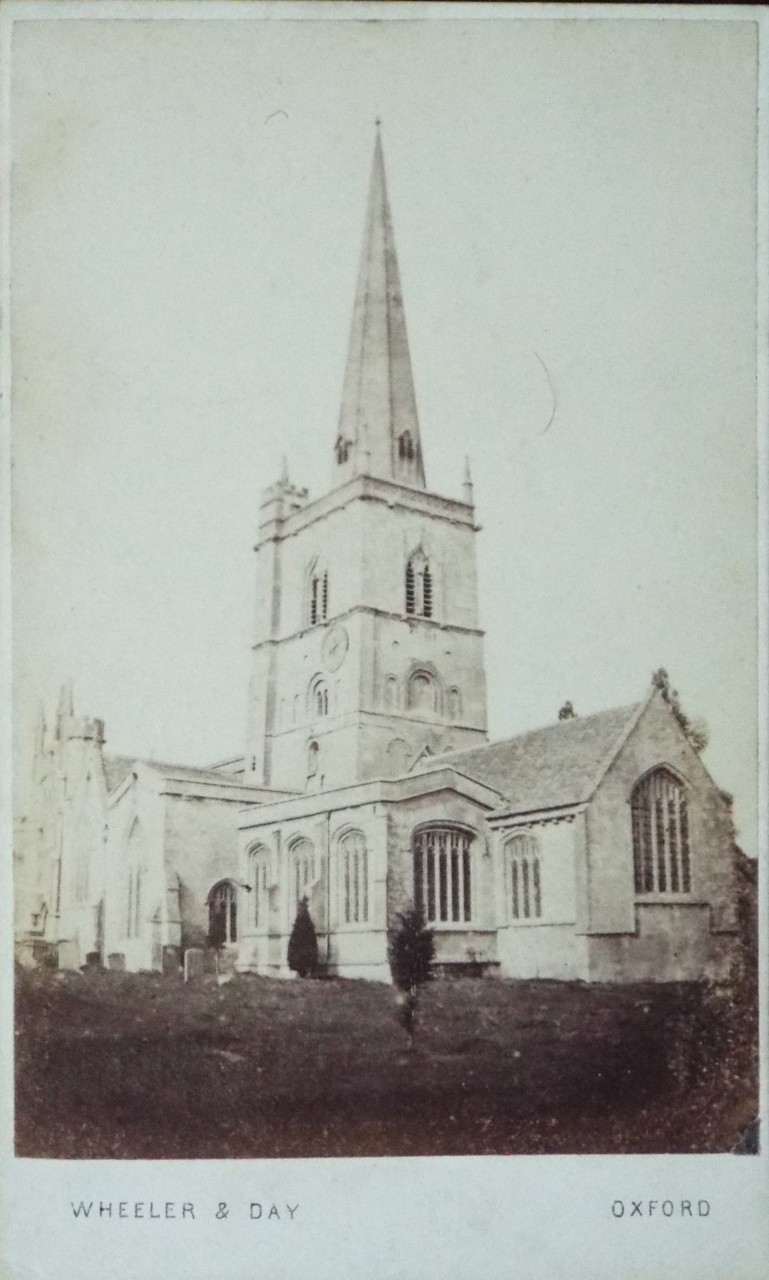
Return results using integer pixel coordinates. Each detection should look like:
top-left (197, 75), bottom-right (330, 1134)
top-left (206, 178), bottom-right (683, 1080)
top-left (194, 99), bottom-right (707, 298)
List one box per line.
top-left (428, 703), bottom-right (642, 813)
top-left (102, 755), bottom-right (136, 794)
top-left (103, 756), bottom-right (253, 793)
top-left (103, 754), bottom-right (294, 797)
top-left (141, 761), bottom-right (254, 787)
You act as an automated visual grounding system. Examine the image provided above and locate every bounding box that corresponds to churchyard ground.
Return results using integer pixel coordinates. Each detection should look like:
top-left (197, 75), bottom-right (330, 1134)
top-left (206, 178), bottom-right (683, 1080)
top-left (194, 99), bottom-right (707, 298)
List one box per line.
top-left (15, 967), bottom-right (757, 1159)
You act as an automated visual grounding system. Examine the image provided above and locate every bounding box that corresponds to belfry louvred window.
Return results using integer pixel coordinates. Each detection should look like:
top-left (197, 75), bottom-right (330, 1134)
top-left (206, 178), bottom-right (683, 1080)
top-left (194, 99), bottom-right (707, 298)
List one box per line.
top-left (422, 563), bottom-right (433, 617)
top-left (405, 560), bottom-right (416, 614)
top-left (631, 768), bottom-right (691, 895)
top-left (413, 827), bottom-right (473, 925)
top-left (398, 431), bottom-right (415, 462)
top-left (405, 551), bottom-right (433, 618)
top-left (308, 564), bottom-right (329, 626)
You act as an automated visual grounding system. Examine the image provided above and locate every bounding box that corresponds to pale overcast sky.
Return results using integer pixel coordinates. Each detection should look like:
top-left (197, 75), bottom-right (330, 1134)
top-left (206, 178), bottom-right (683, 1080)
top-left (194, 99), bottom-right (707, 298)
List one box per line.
top-left (10, 15), bottom-right (759, 851)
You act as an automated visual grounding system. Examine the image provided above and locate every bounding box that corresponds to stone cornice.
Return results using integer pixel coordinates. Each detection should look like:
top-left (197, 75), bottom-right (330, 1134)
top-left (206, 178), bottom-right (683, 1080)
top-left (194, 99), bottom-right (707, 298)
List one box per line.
top-left (486, 802), bottom-right (585, 827)
top-left (251, 605), bottom-right (484, 651)
top-left (256, 473), bottom-right (476, 549)
top-left (238, 765), bottom-right (503, 830)
top-left (265, 708), bottom-right (488, 741)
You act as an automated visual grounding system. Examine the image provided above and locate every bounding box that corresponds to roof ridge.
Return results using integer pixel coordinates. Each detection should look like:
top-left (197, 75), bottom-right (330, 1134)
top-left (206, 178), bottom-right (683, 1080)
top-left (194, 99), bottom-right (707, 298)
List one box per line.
top-left (580, 690), bottom-right (657, 803)
top-left (421, 699), bottom-right (648, 814)
top-left (434, 700), bottom-right (643, 764)
top-left (141, 759), bottom-right (247, 778)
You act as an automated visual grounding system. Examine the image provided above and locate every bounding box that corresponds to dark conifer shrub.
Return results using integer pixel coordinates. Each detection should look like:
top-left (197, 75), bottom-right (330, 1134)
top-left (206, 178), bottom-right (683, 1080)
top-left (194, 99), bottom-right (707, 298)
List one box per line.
top-left (287, 897), bottom-right (318, 978)
top-left (388, 908), bottom-right (435, 1046)
top-left (389, 907), bottom-right (435, 993)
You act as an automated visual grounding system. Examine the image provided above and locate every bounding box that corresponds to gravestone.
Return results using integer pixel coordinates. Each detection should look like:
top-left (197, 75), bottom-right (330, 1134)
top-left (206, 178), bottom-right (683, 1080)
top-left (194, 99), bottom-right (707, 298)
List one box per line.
top-left (162, 945), bottom-right (181, 976)
top-left (58, 940), bottom-right (79, 970)
top-left (184, 947), bottom-right (205, 981)
top-left (107, 952), bottom-right (126, 971)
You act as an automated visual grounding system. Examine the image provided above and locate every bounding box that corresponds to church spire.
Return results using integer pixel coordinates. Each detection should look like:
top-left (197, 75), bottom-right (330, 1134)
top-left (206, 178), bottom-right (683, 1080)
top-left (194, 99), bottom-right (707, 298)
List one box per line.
top-left (334, 128), bottom-right (426, 489)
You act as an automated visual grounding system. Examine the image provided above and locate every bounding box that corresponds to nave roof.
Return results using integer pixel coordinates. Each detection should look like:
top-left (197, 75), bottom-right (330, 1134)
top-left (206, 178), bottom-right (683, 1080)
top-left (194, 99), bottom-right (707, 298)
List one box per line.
top-left (427, 701), bottom-right (645, 815)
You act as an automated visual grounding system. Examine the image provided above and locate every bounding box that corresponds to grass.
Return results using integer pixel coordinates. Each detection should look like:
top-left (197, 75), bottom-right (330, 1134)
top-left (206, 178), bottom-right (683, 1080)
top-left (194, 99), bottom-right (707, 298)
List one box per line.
top-left (14, 966), bottom-right (758, 1159)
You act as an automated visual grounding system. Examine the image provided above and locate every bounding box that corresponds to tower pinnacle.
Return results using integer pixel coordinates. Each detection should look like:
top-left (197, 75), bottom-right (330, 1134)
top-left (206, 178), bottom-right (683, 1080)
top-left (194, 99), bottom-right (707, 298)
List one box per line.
top-left (334, 131), bottom-right (425, 489)
top-left (463, 456), bottom-right (474, 505)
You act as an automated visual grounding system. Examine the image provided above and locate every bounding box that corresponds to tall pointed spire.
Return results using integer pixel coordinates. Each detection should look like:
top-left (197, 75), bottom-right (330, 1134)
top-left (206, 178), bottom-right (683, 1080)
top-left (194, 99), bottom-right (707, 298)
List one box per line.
top-left (334, 128), bottom-right (426, 489)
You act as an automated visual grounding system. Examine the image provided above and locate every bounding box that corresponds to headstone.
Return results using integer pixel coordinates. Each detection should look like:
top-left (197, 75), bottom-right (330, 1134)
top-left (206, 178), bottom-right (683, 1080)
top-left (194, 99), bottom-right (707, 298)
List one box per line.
top-left (162, 945), bottom-right (181, 976)
top-left (57, 940), bottom-right (80, 971)
top-left (184, 947), bottom-right (205, 981)
top-left (14, 941), bottom-right (35, 969)
top-left (107, 952), bottom-right (126, 971)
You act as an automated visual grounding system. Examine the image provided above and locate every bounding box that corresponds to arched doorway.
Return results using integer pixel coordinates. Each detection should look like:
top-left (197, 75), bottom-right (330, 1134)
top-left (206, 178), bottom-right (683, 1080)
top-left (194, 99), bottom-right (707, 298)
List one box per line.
top-left (208, 880), bottom-right (238, 945)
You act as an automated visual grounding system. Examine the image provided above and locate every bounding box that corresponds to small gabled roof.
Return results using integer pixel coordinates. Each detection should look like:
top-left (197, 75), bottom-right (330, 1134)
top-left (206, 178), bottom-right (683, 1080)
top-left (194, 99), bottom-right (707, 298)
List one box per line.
top-left (141, 760), bottom-right (255, 787)
top-left (102, 755), bottom-right (137, 794)
top-left (428, 702), bottom-right (644, 815)
top-left (103, 756), bottom-right (257, 794)
top-left (103, 753), bottom-right (296, 802)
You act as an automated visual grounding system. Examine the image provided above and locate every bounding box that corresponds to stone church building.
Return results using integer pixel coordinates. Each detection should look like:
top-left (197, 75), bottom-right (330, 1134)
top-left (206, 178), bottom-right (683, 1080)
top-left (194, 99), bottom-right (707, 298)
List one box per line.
top-left (15, 133), bottom-right (738, 984)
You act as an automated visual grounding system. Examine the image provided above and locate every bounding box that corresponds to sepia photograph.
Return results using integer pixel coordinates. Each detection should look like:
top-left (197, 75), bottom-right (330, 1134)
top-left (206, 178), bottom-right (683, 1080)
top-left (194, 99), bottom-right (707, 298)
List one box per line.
top-left (2, 3), bottom-right (766, 1277)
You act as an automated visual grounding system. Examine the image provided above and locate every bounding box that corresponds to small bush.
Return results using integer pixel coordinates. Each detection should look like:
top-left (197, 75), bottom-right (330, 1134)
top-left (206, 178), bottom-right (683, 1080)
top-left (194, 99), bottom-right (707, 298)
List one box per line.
top-left (388, 908), bottom-right (435, 994)
top-left (288, 897), bottom-right (318, 978)
top-left (388, 908), bottom-right (435, 1046)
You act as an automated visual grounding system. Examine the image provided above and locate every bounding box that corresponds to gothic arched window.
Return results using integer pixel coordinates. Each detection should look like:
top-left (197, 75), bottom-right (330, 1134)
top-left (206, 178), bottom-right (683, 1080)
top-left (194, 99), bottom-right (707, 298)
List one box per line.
top-left (505, 833), bottom-right (542, 921)
top-left (405, 550), bottom-right (433, 618)
top-left (308, 676), bottom-right (329, 718)
top-left (126, 865), bottom-right (142, 938)
top-left (385, 737), bottom-right (410, 777)
top-left (208, 880), bottom-right (237, 944)
top-left (124, 820), bottom-right (142, 938)
top-left (248, 845), bottom-right (271, 930)
top-left (75, 808), bottom-right (98, 904)
top-left (447, 686), bottom-right (462, 720)
top-left (413, 826), bottom-right (473, 924)
top-left (631, 768), bottom-right (691, 894)
top-left (307, 560), bottom-right (329, 627)
top-left (407, 669), bottom-right (437, 713)
top-left (384, 673), bottom-right (398, 709)
top-left (307, 741), bottom-right (320, 780)
top-left (291, 837), bottom-right (315, 907)
top-left (338, 830), bottom-right (369, 924)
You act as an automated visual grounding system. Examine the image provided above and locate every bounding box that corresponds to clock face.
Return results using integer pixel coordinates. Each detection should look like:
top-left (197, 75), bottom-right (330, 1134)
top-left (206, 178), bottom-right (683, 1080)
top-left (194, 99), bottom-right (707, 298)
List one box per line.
top-left (322, 624), bottom-right (349, 672)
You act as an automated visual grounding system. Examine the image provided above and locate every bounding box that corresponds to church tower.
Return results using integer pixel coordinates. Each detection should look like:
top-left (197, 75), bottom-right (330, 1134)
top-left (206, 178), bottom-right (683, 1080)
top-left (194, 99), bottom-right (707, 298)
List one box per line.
top-left (246, 130), bottom-right (488, 792)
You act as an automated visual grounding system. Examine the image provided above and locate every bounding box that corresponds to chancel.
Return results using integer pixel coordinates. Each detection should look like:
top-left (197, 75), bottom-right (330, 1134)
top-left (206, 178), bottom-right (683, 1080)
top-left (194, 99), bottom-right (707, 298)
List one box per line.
top-left (14, 131), bottom-right (738, 984)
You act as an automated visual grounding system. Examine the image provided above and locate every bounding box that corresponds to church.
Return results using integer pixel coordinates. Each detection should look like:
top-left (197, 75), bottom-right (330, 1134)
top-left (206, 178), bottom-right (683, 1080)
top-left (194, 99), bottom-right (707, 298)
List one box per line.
top-left (14, 132), bottom-right (739, 985)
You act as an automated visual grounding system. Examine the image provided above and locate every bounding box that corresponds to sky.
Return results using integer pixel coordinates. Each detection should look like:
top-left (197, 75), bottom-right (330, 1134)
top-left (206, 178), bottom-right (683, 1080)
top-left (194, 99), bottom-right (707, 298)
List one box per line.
top-left (9, 13), bottom-right (760, 852)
